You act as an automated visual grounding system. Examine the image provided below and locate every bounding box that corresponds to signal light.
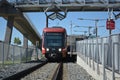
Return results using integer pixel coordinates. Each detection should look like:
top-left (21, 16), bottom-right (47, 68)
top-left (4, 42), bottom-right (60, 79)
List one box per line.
top-left (46, 48), bottom-right (49, 51)
top-left (58, 48), bottom-right (62, 52)
top-left (106, 19), bottom-right (115, 30)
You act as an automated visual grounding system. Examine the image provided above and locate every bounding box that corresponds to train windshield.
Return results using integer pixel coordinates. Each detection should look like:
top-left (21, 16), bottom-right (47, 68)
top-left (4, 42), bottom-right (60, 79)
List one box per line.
top-left (44, 32), bottom-right (64, 47)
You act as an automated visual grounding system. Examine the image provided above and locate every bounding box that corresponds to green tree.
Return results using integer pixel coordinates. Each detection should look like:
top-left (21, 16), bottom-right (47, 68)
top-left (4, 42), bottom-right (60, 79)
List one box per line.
top-left (14, 37), bottom-right (21, 45)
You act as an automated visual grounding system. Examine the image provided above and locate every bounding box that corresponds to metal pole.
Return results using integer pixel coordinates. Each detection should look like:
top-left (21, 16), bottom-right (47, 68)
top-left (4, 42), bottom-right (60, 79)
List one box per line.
top-left (26, 48), bottom-right (28, 62)
top-left (111, 30), bottom-right (115, 80)
top-left (83, 40), bottom-right (85, 61)
top-left (36, 46), bottom-right (38, 60)
top-left (95, 20), bottom-right (98, 37)
top-left (71, 21), bottom-right (72, 36)
top-left (109, 30), bottom-right (112, 35)
top-left (46, 16), bottom-right (48, 28)
top-left (37, 0), bottom-right (39, 5)
top-left (92, 39), bottom-right (95, 70)
top-left (86, 39), bottom-right (88, 64)
top-left (109, 29), bottom-right (115, 80)
top-left (84, 31), bottom-right (87, 38)
top-left (36, 41), bottom-right (39, 60)
top-left (2, 42), bottom-right (4, 66)
top-left (70, 21), bottom-right (73, 56)
top-left (89, 40), bottom-right (91, 67)
top-left (103, 43), bottom-right (105, 80)
top-left (20, 47), bottom-right (22, 63)
top-left (85, 40), bottom-right (87, 63)
top-left (88, 27), bottom-right (91, 38)
top-left (13, 46), bottom-right (15, 64)
top-left (109, 8), bottom-right (115, 80)
top-left (119, 34), bottom-right (120, 73)
top-left (95, 20), bottom-right (100, 74)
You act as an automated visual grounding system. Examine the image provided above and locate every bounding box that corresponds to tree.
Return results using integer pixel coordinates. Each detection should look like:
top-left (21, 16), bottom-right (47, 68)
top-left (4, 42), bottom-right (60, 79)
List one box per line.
top-left (14, 37), bottom-right (21, 45)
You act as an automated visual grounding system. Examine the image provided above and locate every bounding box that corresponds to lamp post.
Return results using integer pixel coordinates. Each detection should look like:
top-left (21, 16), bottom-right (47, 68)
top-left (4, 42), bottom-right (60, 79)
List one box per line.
top-left (74, 26), bottom-right (94, 38)
top-left (78, 18), bottom-right (105, 37)
top-left (74, 30), bottom-right (87, 38)
top-left (107, 8), bottom-right (115, 80)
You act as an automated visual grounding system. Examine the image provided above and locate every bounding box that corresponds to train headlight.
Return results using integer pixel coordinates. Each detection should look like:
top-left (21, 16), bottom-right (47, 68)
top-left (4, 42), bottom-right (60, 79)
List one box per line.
top-left (58, 48), bottom-right (62, 52)
top-left (46, 48), bottom-right (49, 51)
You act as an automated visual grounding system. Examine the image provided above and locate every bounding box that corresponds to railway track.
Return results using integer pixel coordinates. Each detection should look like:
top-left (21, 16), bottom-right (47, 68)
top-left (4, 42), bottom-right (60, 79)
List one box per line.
top-left (2, 62), bottom-right (95, 80)
top-left (2, 61), bottom-right (47, 80)
top-left (21, 62), bottom-right (63, 80)
top-left (3, 62), bottom-right (63, 80)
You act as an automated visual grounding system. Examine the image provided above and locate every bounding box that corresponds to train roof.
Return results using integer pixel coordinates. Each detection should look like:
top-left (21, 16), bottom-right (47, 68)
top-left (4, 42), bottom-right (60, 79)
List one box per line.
top-left (43, 27), bottom-right (66, 33)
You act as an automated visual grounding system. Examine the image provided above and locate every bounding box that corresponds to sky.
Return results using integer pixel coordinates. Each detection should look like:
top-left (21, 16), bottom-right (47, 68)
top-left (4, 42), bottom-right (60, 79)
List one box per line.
top-left (0, 12), bottom-right (120, 45)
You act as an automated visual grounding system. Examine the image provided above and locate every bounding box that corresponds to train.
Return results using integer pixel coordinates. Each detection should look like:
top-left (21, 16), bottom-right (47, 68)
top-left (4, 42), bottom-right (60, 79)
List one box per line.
top-left (42, 27), bottom-right (68, 61)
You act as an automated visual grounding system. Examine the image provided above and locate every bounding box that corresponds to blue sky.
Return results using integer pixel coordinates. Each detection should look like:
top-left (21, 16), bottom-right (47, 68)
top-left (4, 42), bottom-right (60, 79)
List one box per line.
top-left (0, 12), bottom-right (120, 45)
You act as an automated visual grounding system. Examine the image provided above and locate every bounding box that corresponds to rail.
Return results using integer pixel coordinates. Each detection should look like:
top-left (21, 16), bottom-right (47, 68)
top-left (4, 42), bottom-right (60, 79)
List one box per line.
top-left (51, 63), bottom-right (63, 80)
top-left (2, 61), bottom-right (47, 80)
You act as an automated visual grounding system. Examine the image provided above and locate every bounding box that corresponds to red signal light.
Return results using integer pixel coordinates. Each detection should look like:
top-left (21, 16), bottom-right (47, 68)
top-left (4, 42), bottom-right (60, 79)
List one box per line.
top-left (106, 19), bottom-right (115, 30)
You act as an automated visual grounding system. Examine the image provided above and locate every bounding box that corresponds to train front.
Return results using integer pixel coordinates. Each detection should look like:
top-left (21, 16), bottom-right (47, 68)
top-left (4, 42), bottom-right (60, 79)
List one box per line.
top-left (42, 27), bottom-right (67, 60)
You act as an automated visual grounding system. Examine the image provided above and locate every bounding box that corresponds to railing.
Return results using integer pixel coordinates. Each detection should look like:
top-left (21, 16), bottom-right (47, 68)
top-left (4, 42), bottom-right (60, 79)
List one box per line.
top-left (0, 41), bottom-right (42, 66)
top-left (76, 34), bottom-right (120, 73)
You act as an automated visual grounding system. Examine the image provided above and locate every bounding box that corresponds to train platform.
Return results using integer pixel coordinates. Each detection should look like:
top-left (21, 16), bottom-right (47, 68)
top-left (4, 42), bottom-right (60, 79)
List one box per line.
top-left (77, 53), bottom-right (120, 80)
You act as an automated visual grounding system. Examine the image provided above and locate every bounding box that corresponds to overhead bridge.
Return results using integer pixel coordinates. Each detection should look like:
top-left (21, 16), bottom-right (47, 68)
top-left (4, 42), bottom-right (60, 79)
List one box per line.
top-left (0, 0), bottom-right (41, 46)
top-left (8, 0), bottom-right (120, 12)
top-left (0, 0), bottom-right (119, 47)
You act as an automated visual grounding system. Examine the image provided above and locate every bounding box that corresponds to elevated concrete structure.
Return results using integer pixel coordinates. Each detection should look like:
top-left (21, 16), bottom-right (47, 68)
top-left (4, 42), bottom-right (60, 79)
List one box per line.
top-left (4, 16), bottom-right (14, 44)
top-left (8, 0), bottom-right (120, 12)
top-left (0, 0), bottom-right (41, 47)
top-left (23, 36), bottom-right (28, 48)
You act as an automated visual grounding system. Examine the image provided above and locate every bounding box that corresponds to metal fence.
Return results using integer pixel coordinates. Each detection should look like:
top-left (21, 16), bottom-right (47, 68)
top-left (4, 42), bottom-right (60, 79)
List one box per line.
top-left (76, 34), bottom-right (120, 73)
top-left (0, 41), bottom-right (42, 66)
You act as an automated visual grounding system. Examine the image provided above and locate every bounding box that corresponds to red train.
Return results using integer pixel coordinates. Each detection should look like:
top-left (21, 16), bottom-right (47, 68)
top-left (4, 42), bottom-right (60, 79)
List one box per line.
top-left (42, 27), bottom-right (67, 60)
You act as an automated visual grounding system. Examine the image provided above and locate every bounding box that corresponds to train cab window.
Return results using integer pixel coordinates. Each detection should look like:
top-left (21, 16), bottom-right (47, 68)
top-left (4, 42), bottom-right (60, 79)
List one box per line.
top-left (44, 32), bottom-right (65, 48)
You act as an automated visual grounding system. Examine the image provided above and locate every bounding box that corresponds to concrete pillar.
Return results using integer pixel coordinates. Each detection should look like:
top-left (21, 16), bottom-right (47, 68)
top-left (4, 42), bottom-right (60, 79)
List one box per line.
top-left (4, 16), bottom-right (14, 44)
top-left (23, 36), bottom-right (28, 48)
top-left (23, 36), bottom-right (28, 62)
top-left (4, 16), bottom-right (14, 61)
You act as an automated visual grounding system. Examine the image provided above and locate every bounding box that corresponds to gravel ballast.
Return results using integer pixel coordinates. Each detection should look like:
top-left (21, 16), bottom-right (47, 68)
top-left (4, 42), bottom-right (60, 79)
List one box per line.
top-left (0, 62), bottom-right (95, 80)
top-left (66, 63), bottom-right (95, 80)
top-left (0, 63), bottom-right (41, 80)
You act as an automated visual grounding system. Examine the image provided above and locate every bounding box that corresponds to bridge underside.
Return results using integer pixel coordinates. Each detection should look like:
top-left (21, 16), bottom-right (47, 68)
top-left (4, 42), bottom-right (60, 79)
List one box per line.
top-left (10, 0), bottom-right (120, 12)
top-left (0, 0), bottom-right (120, 47)
top-left (0, 0), bottom-right (41, 46)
